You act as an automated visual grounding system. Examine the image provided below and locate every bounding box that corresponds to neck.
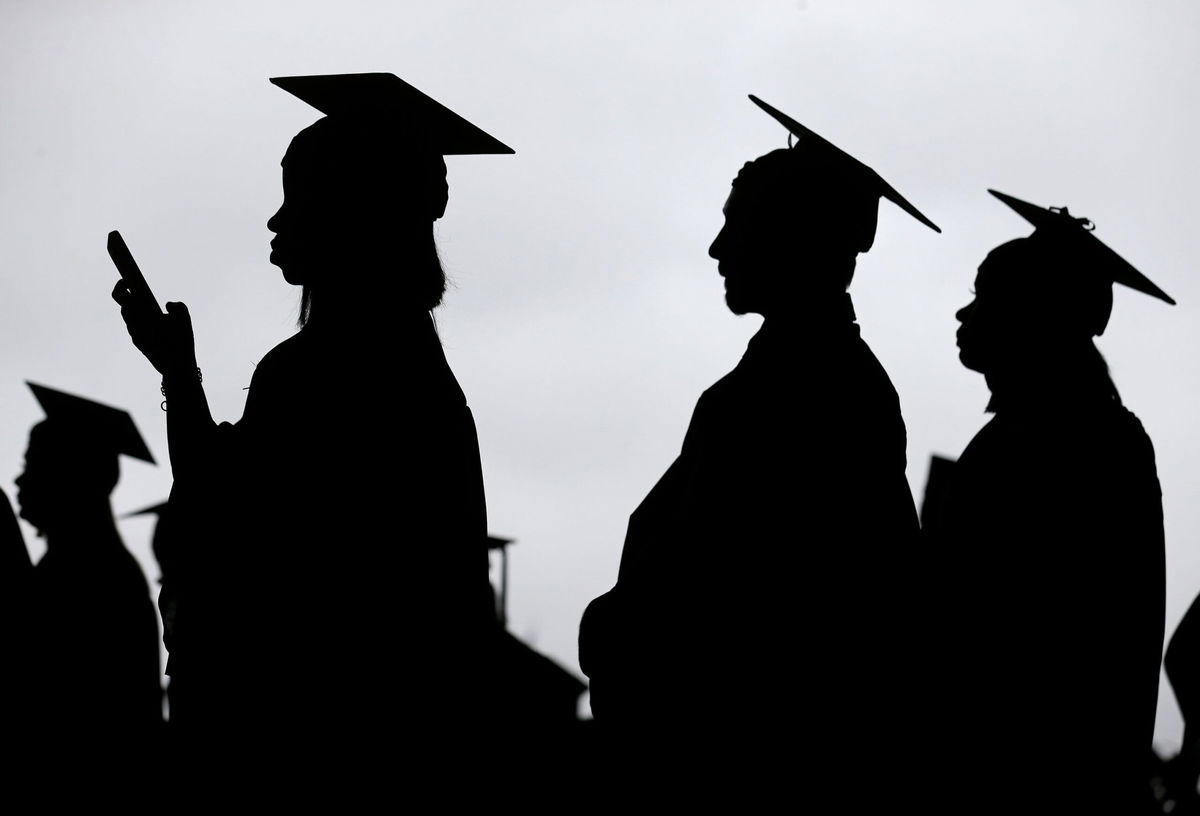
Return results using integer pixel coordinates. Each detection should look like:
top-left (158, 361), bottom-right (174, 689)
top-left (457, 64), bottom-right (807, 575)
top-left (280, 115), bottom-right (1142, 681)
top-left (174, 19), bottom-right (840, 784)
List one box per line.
top-left (303, 286), bottom-right (436, 334)
top-left (760, 291), bottom-right (856, 327)
top-left (44, 496), bottom-right (121, 554)
top-left (983, 344), bottom-right (1118, 412)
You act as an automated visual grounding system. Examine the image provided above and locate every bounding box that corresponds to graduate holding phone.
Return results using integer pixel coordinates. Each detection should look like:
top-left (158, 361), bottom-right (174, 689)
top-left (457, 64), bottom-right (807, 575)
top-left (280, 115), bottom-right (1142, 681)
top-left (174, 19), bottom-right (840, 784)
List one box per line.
top-left (112, 73), bottom-right (510, 773)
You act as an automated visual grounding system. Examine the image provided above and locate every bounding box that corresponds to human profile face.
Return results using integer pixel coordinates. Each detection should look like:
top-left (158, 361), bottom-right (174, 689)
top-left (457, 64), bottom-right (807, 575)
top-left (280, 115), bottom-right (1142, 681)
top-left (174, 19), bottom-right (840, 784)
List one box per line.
top-left (267, 154), bottom-right (332, 287)
top-left (267, 135), bottom-right (437, 291)
top-left (266, 130), bottom-right (375, 289)
top-left (708, 188), bottom-right (784, 316)
top-left (14, 425), bottom-right (54, 535)
top-left (955, 249), bottom-right (1039, 375)
top-left (954, 278), bottom-right (987, 374)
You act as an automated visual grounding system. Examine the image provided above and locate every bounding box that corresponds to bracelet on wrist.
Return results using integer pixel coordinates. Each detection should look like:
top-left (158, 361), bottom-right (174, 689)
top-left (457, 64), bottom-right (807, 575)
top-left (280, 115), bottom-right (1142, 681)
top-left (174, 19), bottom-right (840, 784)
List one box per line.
top-left (160, 367), bottom-right (203, 411)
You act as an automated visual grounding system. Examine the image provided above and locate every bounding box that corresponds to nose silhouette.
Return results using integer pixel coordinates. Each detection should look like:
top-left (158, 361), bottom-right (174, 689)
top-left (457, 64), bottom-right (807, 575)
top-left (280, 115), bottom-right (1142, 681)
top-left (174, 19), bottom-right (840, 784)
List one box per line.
top-left (708, 226), bottom-right (725, 261)
top-left (956, 300), bottom-right (975, 323)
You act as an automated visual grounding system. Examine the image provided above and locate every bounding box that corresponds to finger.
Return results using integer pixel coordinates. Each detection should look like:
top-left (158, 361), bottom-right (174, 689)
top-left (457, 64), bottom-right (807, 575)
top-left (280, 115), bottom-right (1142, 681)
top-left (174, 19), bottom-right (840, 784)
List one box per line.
top-left (111, 280), bottom-right (131, 304)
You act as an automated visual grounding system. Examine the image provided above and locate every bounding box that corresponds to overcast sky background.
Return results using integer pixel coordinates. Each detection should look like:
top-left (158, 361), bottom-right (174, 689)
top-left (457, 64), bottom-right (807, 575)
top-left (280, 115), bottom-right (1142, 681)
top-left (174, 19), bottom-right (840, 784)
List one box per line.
top-left (2, 0), bottom-right (1198, 750)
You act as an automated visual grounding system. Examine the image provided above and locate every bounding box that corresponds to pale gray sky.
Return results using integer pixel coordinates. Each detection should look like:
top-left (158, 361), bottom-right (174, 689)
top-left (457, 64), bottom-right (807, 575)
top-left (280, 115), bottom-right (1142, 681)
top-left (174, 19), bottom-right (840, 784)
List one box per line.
top-left (2, 0), bottom-right (1198, 751)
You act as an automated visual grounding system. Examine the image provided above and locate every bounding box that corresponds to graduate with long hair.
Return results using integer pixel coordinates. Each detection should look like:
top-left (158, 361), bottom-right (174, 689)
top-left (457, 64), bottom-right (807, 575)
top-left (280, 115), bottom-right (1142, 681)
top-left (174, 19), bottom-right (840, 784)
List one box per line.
top-left (113, 73), bottom-right (510, 769)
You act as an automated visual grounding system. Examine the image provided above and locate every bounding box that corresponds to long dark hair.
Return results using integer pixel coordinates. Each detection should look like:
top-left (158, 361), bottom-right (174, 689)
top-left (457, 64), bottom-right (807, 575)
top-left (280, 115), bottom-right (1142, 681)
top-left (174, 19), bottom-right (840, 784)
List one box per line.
top-left (287, 116), bottom-right (451, 328)
top-left (298, 222), bottom-right (446, 328)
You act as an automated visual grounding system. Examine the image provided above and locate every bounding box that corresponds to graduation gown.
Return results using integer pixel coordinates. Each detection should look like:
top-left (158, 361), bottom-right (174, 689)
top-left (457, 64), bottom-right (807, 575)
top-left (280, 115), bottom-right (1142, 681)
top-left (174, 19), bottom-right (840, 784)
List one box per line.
top-left (922, 385), bottom-right (1165, 810)
top-left (581, 294), bottom-right (919, 764)
top-left (23, 532), bottom-right (162, 745)
top-left (166, 313), bottom-right (487, 753)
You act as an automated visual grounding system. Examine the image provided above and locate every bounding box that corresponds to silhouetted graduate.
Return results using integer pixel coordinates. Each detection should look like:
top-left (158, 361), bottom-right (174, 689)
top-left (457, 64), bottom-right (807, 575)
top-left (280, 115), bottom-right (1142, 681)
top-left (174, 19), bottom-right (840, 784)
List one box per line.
top-left (1162, 593), bottom-right (1200, 811)
top-left (922, 191), bottom-right (1170, 812)
top-left (0, 486), bottom-right (32, 736)
top-left (579, 96), bottom-right (937, 786)
top-left (11, 384), bottom-right (163, 751)
top-left (112, 73), bottom-right (508, 770)
top-left (0, 483), bottom-right (31, 578)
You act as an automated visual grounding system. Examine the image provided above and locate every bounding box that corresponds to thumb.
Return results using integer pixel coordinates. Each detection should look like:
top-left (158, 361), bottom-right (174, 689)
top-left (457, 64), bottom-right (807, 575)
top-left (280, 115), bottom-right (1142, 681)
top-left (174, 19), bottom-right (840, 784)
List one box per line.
top-left (111, 280), bottom-right (132, 305)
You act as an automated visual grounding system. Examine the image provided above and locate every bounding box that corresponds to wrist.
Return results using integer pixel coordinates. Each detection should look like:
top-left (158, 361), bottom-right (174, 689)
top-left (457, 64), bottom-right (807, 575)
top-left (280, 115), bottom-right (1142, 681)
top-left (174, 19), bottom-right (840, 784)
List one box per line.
top-left (161, 356), bottom-right (200, 380)
top-left (160, 366), bottom-right (203, 411)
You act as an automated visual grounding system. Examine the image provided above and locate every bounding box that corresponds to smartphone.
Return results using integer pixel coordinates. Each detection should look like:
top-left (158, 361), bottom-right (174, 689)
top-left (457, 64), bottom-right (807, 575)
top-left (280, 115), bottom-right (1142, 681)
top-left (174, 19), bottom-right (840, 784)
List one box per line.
top-left (107, 230), bottom-right (163, 315)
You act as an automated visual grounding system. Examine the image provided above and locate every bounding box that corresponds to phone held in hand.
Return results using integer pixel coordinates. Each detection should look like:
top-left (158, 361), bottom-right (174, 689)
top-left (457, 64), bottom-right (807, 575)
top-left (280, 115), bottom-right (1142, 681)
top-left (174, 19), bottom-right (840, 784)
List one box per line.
top-left (107, 230), bottom-right (163, 315)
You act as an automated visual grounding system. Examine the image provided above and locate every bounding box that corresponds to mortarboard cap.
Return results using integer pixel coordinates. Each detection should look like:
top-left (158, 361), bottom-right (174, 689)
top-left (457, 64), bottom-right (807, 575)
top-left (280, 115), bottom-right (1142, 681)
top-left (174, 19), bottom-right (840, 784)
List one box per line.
top-left (749, 94), bottom-right (941, 235)
top-left (270, 73), bottom-right (514, 155)
top-left (123, 501), bottom-right (169, 519)
top-left (27, 383), bottom-right (155, 465)
top-left (989, 189), bottom-right (1175, 305)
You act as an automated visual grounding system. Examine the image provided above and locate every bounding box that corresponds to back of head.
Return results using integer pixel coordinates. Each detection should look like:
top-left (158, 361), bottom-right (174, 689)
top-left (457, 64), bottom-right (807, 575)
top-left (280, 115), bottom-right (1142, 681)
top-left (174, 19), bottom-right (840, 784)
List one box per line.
top-left (971, 236), bottom-right (1121, 409)
top-left (286, 115), bottom-right (450, 223)
top-left (732, 94), bottom-right (941, 281)
top-left (979, 233), bottom-right (1115, 340)
top-left (733, 147), bottom-right (881, 258)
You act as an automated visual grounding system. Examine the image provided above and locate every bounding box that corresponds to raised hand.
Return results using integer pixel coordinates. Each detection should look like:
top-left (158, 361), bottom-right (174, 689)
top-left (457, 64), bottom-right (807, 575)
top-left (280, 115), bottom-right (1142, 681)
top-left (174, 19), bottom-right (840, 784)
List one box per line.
top-left (112, 282), bottom-right (198, 377)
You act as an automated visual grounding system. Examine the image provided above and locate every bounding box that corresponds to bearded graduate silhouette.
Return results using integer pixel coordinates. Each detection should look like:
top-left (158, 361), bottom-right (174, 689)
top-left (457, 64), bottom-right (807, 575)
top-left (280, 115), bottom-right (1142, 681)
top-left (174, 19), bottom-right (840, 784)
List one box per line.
top-left (923, 191), bottom-right (1171, 812)
top-left (113, 74), bottom-right (510, 774)
top-left (579, 96), bottom-right (939, 795)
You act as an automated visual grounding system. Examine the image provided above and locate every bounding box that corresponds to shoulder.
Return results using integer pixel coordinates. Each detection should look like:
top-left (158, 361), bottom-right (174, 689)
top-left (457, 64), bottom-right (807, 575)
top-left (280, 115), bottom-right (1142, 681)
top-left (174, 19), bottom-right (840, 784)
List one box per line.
top-left (1096, 404), bottom-right (1161, 477)
top-left (251, 331), bottom-right (308, 383)
top-left (242, 331), bottom-right (309, 419)
top-left (817, 330), bottom-right (907, 440)
top-left (695, 325), bottom-right (906, 420)
top-left (973, 403), bottom-right (1161, 490)
top-left (1054, 401), bottom-right (1158, 464)
top-left (1107, 403), bottom-right (1155, 445)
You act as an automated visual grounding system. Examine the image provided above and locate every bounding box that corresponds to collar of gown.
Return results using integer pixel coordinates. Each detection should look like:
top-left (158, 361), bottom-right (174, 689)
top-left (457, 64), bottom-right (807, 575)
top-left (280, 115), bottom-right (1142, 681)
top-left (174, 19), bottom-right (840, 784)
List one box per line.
top-left (985, 369), bottom-right (1120, 416)
top-left (748, 292), bottom-right (858, 350)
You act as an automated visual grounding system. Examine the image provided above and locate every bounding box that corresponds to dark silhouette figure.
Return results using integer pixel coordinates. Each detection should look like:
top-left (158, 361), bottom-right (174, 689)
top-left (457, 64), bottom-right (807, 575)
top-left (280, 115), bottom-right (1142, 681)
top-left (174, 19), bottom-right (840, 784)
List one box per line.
top-left (922, 191), bottom-right (1171, 812)
top-left (0, 485), bottom-right (32, 741)
top-left (0, 483), bottom-right (31, 577)
top-left (579, 96), bottom-right (938, 788)
top-left (1160, 593), bottom-right (1200, 812)
top-left (112, 73), bottom-right (510, 773)
top-left (10, 384), bottom-right (163, 754)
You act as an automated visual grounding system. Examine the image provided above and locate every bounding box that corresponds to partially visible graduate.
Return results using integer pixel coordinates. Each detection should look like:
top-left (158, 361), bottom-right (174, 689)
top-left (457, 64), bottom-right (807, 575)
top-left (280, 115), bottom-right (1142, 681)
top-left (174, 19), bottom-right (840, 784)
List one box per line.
top-left (1163, 592), bottom-right (1200, 807)
top-left (112, 73), bottom-right (509, 778)
top-left (923, 191), bottom-right (1171, 812)
top-left (10, 384), bottom-right (163, 758)
top-left (124, 501), bottom-right (184, 726)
